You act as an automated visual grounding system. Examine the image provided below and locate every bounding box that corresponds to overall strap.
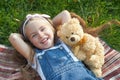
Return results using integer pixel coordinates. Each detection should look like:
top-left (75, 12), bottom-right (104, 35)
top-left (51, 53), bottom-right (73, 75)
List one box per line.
top-left (60, 41), bottom-right (79, 61)
top-left (31, 53), bottom-right (46, 80)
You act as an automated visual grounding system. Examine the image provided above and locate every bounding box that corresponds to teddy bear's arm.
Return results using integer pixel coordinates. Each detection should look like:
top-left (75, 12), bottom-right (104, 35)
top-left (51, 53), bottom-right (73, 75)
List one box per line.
top-left (72, 45), bottom-right (86, 61)
top-left (82, 33), bottom-right (96, 54)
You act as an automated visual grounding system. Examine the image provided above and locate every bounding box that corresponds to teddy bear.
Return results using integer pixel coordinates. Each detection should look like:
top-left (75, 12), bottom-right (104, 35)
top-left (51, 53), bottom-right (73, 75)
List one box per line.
top-left (57, 18), bottom-right (105, 77)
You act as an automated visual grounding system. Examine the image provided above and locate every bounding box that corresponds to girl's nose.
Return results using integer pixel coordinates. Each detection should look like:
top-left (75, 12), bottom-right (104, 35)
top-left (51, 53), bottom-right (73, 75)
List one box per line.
top-left (38, 31), bottom-right (44, 38)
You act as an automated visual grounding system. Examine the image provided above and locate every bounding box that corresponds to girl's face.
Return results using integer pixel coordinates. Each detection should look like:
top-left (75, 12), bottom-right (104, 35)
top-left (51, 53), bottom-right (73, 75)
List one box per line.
top-left (25, 18), bottom-right (55, 49)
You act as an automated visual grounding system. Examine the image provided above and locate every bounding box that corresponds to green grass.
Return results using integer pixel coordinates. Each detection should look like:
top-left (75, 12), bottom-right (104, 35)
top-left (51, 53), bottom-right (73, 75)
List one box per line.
top-left (0, 0), bottom-right (120, 51)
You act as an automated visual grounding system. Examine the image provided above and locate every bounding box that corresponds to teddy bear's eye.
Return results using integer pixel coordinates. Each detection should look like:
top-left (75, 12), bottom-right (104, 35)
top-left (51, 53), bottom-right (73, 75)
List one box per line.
top-left (71, 32), bottom-right (74, 34)
top-left (66, 36), bottom-right (69, 39)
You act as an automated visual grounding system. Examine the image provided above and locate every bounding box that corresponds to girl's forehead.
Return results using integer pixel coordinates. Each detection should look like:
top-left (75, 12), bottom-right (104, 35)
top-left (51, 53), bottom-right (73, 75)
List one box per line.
top-left (26, 18), bottom-right (50, 27)
top-left (29, 18), bottom-right (49, 24)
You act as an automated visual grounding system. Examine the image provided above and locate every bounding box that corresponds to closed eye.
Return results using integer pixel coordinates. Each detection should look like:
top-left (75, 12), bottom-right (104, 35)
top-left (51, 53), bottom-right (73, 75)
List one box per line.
top-left (41, 28), bottom-right (45, 32)
top-left (39, 26), bottom-right (45, 32)
top-left (31, 33), bottom-right (37, 38)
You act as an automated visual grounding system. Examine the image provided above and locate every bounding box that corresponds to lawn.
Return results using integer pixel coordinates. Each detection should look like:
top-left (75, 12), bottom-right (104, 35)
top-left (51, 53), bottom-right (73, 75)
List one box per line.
top-left (0, 0), bottom-right (120, 51)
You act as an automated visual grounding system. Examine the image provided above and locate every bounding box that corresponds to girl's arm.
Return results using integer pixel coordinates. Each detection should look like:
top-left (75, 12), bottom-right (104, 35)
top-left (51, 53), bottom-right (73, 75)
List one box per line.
top-left (9, 33), bottom-right (34, 61)
top-left (52, 10), bottom-right (71, 26)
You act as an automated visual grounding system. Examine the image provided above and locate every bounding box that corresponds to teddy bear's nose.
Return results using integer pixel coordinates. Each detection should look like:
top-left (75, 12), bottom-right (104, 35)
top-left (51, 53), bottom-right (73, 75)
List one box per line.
top-left (70, 37), bottom-right (75, 42)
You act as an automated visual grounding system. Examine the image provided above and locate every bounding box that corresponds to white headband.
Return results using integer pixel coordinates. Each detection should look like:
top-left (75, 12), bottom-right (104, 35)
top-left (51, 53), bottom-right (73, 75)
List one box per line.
top-left (22, 14), bottom-right (50, 39)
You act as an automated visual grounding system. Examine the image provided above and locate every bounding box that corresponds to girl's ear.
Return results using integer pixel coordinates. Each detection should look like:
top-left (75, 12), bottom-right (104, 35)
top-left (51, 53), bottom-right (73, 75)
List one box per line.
top-left (56, 25), bottom-right (62, 37)
top-left (57, 30), bottom-right (61, 37)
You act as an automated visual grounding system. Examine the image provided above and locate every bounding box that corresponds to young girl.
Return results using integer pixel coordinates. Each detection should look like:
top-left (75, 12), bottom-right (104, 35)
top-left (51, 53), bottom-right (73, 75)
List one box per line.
top-left (9, 10), bottom-right (103, 80)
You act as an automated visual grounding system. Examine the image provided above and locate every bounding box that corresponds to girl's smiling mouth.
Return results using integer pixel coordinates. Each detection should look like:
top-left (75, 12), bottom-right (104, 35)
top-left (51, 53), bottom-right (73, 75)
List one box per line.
top-left (40, 37), bottom-right (49, 44)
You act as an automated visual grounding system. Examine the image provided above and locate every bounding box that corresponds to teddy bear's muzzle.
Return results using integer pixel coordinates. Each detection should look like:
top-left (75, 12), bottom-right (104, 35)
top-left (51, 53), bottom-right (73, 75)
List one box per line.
top-left (69, 35), bottom-right (80, 44)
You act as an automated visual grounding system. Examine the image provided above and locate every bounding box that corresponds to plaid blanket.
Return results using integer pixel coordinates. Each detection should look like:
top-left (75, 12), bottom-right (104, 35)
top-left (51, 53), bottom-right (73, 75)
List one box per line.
top-left (100, 40), bottom-right (120, 80)
top-left (0, 40), bottom-right (120, 80)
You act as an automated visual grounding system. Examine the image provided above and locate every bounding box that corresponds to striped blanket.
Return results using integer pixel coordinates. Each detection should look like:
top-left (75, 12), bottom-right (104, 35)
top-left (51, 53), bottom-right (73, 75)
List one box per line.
top-left (0, 40), bottom-right (120, 80)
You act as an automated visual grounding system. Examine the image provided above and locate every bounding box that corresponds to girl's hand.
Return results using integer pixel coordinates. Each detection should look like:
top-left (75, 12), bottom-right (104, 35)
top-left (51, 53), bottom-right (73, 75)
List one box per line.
top-left (52, 10), bottom-right (71, 27)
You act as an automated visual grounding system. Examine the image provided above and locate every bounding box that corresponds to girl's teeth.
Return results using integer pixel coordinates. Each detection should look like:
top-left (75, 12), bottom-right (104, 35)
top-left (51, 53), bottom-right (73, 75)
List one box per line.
top-left (41, 38), bottom-right (48, 44)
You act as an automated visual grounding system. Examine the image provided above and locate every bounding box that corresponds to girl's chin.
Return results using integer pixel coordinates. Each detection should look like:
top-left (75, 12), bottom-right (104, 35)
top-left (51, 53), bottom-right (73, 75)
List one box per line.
top-left (38, 39), bottom-right (54, 49)
top-left (45, 44), bottom-right (53, 48)
top-left (42, 42), bottom-right (53, 49)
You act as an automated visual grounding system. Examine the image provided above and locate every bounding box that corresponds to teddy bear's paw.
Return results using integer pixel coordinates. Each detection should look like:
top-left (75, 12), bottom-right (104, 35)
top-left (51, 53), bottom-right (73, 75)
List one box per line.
top-left (90, 55), bottom-right (100, 63)
top-left (89, 63), bottom-right (100, 68)
top-left (76, 52), bottom-right (86, 61)
top-left (90, 55), bottom-right (97, 61)
top-left (92, 69), bottom-right (102, 78)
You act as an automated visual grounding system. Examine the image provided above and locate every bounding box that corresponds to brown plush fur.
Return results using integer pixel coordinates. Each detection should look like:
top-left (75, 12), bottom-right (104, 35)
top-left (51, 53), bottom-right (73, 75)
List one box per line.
top-left (70, 12), bottom-right (120, 37)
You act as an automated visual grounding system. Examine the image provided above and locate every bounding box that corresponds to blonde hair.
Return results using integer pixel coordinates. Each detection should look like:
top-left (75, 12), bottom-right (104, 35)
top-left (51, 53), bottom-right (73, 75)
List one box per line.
top-left (12, 51), bottom-right (40, 80)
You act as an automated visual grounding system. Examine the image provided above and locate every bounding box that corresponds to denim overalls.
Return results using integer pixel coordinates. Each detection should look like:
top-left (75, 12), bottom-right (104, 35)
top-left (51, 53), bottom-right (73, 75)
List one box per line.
top-left (31, 40), bottom-right (103, 80)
